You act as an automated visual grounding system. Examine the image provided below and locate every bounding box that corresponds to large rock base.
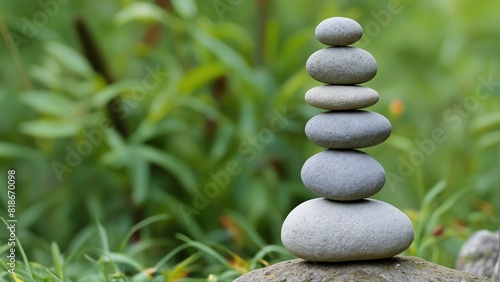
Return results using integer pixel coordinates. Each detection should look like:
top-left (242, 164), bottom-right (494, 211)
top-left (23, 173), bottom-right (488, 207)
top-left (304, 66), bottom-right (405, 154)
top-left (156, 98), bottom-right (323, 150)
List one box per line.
top-left (234, 256), bottom-right (491, 282)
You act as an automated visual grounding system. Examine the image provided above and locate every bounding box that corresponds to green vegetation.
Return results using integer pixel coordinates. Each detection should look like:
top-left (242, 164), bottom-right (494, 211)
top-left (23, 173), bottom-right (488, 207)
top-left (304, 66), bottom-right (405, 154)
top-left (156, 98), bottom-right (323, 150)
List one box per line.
top-left (0, 0), bottom-right (499, 281)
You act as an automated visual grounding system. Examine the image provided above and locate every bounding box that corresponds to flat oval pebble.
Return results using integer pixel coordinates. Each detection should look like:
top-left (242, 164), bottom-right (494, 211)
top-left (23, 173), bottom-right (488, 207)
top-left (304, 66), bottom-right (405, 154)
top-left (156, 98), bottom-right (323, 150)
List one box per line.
top-left (315, 17), bottom-right (363, 46)
top-left (305, 85), bottom-right (379, 110)
top-left (301, 150), bottom-right (385, 201)
top-left (305, 110), bottom-right (391, 149)
top-left (306, 47), bottom-right (377, 85)
top-left (281, 198), bottom-right (415, 262)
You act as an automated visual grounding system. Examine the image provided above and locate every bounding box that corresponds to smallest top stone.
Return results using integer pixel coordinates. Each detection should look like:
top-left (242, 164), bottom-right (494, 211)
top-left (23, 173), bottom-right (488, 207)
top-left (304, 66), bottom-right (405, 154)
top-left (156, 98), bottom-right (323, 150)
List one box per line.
top-left (315, 17), bottom-right (363, 46)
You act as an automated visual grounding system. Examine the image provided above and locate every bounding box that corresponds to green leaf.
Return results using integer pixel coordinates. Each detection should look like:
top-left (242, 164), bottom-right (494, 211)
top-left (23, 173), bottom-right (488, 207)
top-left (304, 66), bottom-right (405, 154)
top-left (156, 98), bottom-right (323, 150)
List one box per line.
top-left (471, 112), bottom-right (500, 134)
top-left (130, 119), bottom-right (188, 144)
top-left (19, 119), bottom-right (81, 138)
top-left (129, 155), bottom-right (150, 204)
top-left (61, 77), bottom-right (104, 99)
top-left (100, 129), bottom-right (128, 167)
top-left (21, 91), bottom-right (76, 117)
top-left (105, 129), bottom-right (127, 153)
top-left (114, 2), bottom-right (172, 25)
top-left (29, 65), bottom-right (59, 89)
top-left (275, 70), bottom-right (309, 105)
top-left (89, 79), bottom-right (143, 108)
top-left (478, 131), bottom-right (500, 149)
top-left (147, 59), bottom-right (182, 122)
top-left (280, 28), bottom-right (313, 62)
top-left (263, 18), bottom-right (279, 64)
top-left (386, 134), bottom-right (415, 153)
top-left (45, 42), bottom-right (93, 78)
top-left (178, 61), bottom-right (226, 94)
top-left (238, 99), bottom-right (257, 136)
top-left (209, 119), bottom-right (234, 163)
top-left (188, 28), bottom-right (256, 89)
top-left (135, 145), bottom-right (198, 193)
top-left (0, 142), bottom-right (41, 159)
top-left (171, 0), bottom-right (197, 19)
top-left (210, 22), bottom-right (254, 55)
top-left (176, 96), bottom-right (219, 120)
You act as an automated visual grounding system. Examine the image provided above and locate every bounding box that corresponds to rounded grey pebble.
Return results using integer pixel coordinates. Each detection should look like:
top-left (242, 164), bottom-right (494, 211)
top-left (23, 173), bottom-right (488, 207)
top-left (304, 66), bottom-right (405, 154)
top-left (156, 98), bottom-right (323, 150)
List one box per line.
top-left (301, 150), bottom-right (385, 201)
top-left (281, 198), bottom-right (415, 262)
top-left (315, 17), bottom-right (363, 46)
top-left (305, 110), bottom-right (391, 149)
top-left (305, 85), bottom-right (379, 110)
top-left (306, 47), bottom-right (377, 85)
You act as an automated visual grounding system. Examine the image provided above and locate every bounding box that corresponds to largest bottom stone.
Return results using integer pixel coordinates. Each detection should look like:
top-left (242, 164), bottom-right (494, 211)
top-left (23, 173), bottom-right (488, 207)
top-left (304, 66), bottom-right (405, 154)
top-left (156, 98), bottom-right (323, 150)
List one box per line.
top-left (281, 198), bottom-right (414, 262)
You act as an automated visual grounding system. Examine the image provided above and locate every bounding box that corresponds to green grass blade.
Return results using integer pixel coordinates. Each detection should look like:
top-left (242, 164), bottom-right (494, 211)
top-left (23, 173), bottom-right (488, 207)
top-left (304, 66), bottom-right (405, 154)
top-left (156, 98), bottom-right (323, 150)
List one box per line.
top-left (421, 180), bottom-right (447, 208)
top-left (16, 237), bottom-right (32, 279)
top-left (167, 253), bottom-right (202, 280)
top-left (65, 226), bottom-right (96, 264)
top-left (95, 218), bottom-right (110, 253)
top-left (425, 187), bottom-right (472, 234)
top-left (135, 145), bottom-right (198, 194)
top-left (44, 267), bottom-right (64, 282)
top-left (226, 211), bottom-right (266, 249)
top-left (1, 218), bottom-right (32, 280)
top-left (154, 243), bottom-right (190, 269)
top-left (175, 234), bottom-right (232, 268)
top-left (50, 242), bottom-right (64, 280)
top-left (129, 155), bottom-right (150, 205)
top-left (249, 245), bottom-right (291, 270)
top-left (119, 213), bottom-right (170, 252)
top-left (107, 253), bottom-right (143, 271)
top-left (415, 181), bottom-right (447, 245)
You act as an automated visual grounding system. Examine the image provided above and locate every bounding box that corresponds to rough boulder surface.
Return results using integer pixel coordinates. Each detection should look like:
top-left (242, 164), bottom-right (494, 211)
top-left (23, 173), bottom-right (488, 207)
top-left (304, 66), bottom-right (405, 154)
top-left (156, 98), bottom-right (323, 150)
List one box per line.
top-left (456, 230), bottom-right (499, 279)
top-left (234, 256), bottom-right (492, 282)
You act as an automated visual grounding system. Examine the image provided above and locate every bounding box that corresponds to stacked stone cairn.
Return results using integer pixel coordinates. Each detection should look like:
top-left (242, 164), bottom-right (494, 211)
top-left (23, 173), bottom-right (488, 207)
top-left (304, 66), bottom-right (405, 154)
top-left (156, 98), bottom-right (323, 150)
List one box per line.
top-left (281, 17), bottom-right (415, 262)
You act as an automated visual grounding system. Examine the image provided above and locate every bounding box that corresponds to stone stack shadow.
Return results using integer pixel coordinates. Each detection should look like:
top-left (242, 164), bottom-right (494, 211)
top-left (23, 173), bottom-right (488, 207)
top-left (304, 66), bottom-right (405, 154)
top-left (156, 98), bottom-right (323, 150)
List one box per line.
top-left (281, 17), bottom-right (415, 262)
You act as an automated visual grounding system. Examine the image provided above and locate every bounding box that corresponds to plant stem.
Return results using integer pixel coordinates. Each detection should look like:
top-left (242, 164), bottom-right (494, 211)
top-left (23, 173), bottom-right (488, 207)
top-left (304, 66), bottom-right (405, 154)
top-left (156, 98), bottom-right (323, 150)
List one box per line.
top-left (74, 17), bottom-right (129, 138)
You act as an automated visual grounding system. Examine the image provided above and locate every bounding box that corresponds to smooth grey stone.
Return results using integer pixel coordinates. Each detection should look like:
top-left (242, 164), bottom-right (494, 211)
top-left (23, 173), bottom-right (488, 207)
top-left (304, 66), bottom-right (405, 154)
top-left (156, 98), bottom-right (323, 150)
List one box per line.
top-left (235, 256), bottom-right (492, 282)
top-left (301, 150), bottom-right (385, 201)
top-left (305, 85), bottom-right (379, 110)
top-left (305, 110), bottom-right (391, 149)
top-left (281, 198), bottom-right (415, 262)
top-left (315, 17), bottom-right (363, 46)
top-left (306, 47), bottom-right (377, 85)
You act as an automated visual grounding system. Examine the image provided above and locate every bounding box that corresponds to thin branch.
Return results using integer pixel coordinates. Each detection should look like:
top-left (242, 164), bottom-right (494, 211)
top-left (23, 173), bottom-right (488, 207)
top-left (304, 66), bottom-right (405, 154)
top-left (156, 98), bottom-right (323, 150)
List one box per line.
top-left (0, 16), bottom-right (34, 90)
top-left (74, 17), bottom-right (129, 138)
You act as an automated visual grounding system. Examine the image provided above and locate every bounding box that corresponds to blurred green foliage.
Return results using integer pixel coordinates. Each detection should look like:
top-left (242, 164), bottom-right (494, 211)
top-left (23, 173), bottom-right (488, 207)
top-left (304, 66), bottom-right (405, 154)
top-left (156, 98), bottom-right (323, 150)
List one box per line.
top-left (0, 0), bottom-right (499, 280)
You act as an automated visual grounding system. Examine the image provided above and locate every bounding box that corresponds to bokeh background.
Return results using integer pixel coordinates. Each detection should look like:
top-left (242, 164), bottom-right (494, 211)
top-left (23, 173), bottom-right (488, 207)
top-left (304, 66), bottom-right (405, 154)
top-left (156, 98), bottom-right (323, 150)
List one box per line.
top-left (1, 0), bottom-right (499, 281)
